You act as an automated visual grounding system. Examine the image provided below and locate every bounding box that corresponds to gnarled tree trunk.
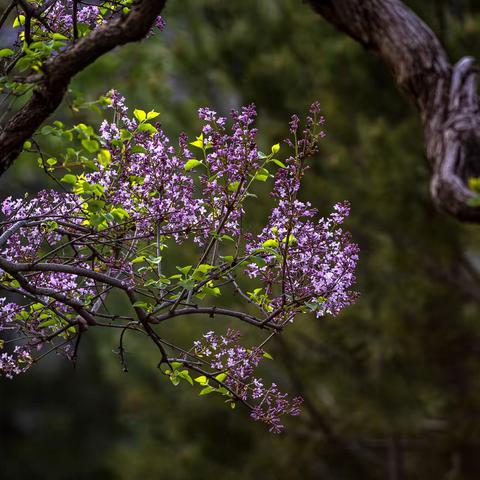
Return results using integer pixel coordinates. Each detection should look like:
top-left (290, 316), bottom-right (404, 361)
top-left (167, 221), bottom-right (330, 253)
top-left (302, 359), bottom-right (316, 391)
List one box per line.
top-left (309, 0), bottom-right (480, 222)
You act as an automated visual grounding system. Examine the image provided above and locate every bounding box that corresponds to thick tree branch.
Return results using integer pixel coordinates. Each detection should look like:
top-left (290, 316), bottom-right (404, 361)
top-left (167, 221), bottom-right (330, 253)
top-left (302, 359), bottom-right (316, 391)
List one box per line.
top-left (309, 0), bottom-right (480, 222)
top-left (0, 0), bottom-right (167, 175)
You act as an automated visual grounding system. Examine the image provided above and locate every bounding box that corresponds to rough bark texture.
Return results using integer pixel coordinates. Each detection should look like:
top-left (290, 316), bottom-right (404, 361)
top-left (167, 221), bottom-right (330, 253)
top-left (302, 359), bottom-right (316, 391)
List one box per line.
top-left (0, 0), bottom-right (167, 175)
top-left (309, 0), bottom-right (480, 222)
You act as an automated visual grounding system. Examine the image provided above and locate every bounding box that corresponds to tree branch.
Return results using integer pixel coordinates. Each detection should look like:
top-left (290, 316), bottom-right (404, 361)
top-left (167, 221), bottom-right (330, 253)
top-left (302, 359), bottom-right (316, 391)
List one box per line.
top-left (308, 0), bottom-right (480, 221)
top-left (0, 0), bottom-right (167, 175)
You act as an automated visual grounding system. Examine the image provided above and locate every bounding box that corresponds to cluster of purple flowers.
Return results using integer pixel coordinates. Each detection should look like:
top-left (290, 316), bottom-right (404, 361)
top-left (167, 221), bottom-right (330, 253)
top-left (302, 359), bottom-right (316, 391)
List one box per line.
top-left (14, 1), bottom-right (165, 40)
top-left (245, 103), bottom-right (358, 319)
top-left (47, 1), bottom-right (100, 32)
top-left (194, 104), bottom-right (260, 240)
top-left (0, 94), bottom-right (359, 432)
top-left (95, 91), bottom-right (202, 240)
top-left (194, 329), bottom-right (303, 433)
top-left (245, 199), bottom-right (359, 317)
top-left (0, 345), bottom-right (33, 379)
top-left (94, 92), bottom-right (265, 245)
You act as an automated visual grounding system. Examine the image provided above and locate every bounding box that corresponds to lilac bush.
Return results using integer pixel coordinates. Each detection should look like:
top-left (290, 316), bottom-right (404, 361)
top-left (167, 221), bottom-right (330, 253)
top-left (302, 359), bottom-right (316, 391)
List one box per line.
top-left (0, 90), bottom-right (359, 432)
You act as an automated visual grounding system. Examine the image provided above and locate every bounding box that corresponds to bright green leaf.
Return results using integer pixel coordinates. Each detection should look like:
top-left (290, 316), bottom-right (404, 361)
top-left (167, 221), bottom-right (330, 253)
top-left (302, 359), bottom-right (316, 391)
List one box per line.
top-left (147, 110), bottom-right (160, 120)
top-left (0, 49), bottom-right (14, 57)
top-left (184, 159), bottom-right (202, 171)
top-left (215, 373), bottom-right (227, 383)
top-left (97, 149), bottom-right (111, 166)
top-left (61, 174), bottom-right (77, 185)
top-left (134, 109), bottom-right (147, 122)
top-left (271, 143), bottom-right (280, 154)
top-left (262, 239), bottom-right (279, 248)
top-left (199, 386), bottom-right (216, 396)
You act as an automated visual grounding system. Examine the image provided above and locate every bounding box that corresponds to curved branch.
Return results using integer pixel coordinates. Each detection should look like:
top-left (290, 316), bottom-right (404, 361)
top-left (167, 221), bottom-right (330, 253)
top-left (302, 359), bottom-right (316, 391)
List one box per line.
top-left (0, 257), bottom-right (127, 289)
top-left (0, 0), bottom-right (167, 174)
top-left (151, 306), bottom-right (279, 330)
top-left (309, 0), bottom-right (480, 221)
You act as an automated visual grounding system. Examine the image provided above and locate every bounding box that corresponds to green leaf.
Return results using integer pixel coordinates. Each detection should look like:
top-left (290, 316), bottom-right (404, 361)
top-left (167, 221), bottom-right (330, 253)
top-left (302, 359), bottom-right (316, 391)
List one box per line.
top-left (46, 157), bottom-right (57, 166)
top-left (215, 373), bottom-right (227, 382)
top-left (271, 143), bottom-right (280, 154)
top-left (51, 33), bottom-right (69, 40)
top-left (177, 370), bottom-right (194, 386)
top-left (268, 158), bottom-right (286, 168)
top-left (282, 234), bottom-right (297, 244)
top-left (0, 49), bottom-right (14, 57)
top-left (97, 149), bottom-right (111, 166)
top-left (194, 375), bottom-right (209, 386)
top-left (148, 256), bottom-right (162, 265)
top-left (220, 235), bottom-right (234, 242)
top-left (13, 15), bottom-right (25, 28)
top-left (191, 267), bottom-right (209, 280)
top-left (120, 129), bottom-right (133, 141)
top-left (15, 57), bottom-right (33, 72)
top-left (177, 265), bottom-right (192, 276)
top-left (61, 174), bottom-right (77, 185)
top-left (255, 174), bottom-right (269, 182)
top-left (228, 181), bottom-right (240, 192)
top-left (263, 352), bottom-right (274, 360)
top-left (87, 199), bottom-right (105, 213)
top-left (262, 239), bottom-right (278, 248)
top-left (132, 256), bottom-right (146, 264)
top-left (201, 286), bottom-right (221, 297)
top-left (38, 318), bottom-right (56, 329)
top-left (81, 139), bottom-right (99, 153)
top-left (137, 123), bottom-right (157, 134)
top-left (184, 159), bottom-right (202, 171)
top-left (77, 23), bottom-right (91, 37)
top-left (199, 386), bottom-right (216, 396)
top-left (190, 139), bottom-right (204, 149)
top-left (132, 301), bottom-right (148, 309)
top-left (179, 279), bottom-right (195, 290)
top-left (134, 109), bottom-right (147, 122)
top-left (110, 207), bottom-right (130, 221)
top-left (147, 110), bottom-right (160, 120)
top-left (196, 264), bottom-right (214, 274)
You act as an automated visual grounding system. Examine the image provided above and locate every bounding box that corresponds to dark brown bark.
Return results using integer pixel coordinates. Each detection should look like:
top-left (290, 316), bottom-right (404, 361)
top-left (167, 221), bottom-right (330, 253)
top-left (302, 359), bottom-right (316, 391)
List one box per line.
top-left (308, 0), bottom-right (480, 222)
top-left (0, 0), bottom-right (167, 175)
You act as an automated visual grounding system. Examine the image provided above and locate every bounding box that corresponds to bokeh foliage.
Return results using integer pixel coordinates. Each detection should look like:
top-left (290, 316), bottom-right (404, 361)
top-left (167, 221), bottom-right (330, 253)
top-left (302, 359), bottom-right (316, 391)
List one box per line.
top-left (2, 0), bottom-right (480, 478)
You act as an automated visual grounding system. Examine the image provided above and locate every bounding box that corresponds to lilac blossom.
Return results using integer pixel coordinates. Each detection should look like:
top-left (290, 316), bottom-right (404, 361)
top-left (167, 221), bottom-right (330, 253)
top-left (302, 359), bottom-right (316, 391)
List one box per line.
top-left (26, 1), bottom-right (165, 38)
top-left (0, 96), bottom-right (358, 433)
top-left (193, 329), bottom-right (303, 433)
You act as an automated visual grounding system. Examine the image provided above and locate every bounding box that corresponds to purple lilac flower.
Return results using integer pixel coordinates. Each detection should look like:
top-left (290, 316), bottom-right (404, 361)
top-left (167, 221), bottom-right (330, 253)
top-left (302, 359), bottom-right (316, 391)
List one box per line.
top-left (193, 329), bottom-right (303, 433)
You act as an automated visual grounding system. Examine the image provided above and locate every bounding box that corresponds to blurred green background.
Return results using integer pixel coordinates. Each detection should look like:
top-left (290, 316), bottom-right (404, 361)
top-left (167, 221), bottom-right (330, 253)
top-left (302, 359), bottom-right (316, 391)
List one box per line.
top-left (2, 1), bottom-right (480, 478)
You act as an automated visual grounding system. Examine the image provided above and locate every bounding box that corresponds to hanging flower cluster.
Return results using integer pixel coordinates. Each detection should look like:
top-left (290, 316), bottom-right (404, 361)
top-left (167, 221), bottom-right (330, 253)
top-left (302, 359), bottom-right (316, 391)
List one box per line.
top-left (0, 92), bottom-right (358, 432)
top-left (193, 329), bottom-right (303, 433)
